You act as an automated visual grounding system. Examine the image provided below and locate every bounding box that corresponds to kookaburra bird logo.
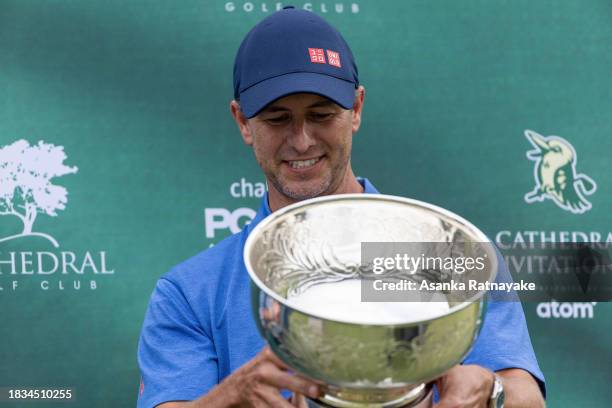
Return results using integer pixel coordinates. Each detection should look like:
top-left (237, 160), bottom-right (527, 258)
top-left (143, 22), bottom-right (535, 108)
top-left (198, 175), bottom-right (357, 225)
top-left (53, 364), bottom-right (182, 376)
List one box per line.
top-left (524, 130), bottom-right (596, 214)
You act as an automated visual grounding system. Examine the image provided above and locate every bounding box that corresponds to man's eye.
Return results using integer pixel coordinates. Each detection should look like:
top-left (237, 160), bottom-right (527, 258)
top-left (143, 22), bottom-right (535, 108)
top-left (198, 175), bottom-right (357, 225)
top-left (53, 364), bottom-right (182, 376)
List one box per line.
top-left (264, 115), bottom-right (289, 125)
top-left (310, 112), bottom-right (334, 121)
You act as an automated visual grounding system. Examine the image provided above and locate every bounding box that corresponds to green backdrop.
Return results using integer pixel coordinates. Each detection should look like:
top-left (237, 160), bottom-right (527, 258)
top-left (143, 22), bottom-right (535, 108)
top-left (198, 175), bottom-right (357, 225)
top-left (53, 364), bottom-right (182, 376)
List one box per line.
top-left (1, 1), bottom-right (610, 406)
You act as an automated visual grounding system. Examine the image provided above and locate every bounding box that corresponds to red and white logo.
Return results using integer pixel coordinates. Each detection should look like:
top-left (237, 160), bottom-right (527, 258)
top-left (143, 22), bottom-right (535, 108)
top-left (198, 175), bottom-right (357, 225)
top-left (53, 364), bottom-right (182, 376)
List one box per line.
top-left (326, 50), bottom-right (341, 67)
top-left (308, 48), bottom-right (326, 64)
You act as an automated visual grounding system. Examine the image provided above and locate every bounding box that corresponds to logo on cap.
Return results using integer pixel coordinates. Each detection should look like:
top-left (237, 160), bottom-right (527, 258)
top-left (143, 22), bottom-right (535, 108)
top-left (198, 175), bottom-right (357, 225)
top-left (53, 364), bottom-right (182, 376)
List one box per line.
top-left (326, 50), bottom-right (341, 67)
top-left (308, 48), bottom-right (326, 64)
top-left (308, 48), bottom-right (342, 68)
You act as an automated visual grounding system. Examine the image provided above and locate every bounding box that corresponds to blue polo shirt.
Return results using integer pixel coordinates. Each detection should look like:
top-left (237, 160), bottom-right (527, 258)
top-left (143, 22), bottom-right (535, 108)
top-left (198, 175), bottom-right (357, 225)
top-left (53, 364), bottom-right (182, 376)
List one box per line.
top-left (137, 178), bottom-right (545, 407)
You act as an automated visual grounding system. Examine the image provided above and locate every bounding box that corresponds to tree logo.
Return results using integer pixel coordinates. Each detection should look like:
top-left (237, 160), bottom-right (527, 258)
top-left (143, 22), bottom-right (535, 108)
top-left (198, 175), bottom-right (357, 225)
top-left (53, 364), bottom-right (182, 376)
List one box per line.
top-left (524, 129), bottom-right (597, 214)
top-left (0, 139), bottom-right (78, 247)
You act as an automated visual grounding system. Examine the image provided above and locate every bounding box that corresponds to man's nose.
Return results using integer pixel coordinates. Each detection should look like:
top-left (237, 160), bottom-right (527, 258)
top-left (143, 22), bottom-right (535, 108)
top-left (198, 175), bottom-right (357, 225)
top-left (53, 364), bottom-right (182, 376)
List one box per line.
top-left (286, 120), bottom-right (316, 153)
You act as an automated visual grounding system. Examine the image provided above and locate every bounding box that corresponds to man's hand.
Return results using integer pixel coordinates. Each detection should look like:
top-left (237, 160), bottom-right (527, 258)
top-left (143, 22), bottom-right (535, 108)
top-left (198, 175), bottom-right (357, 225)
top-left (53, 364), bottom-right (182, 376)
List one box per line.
top-left (435, 365), bottom-right (494, 408)
top-left (222, 347), bottom-right (320, 407)
top-left (434, 365), bottom-right (545, 408)
top-left (167, 346), bottom-right (320, 408)
top-left (289, 393), bottom-right (309, 408)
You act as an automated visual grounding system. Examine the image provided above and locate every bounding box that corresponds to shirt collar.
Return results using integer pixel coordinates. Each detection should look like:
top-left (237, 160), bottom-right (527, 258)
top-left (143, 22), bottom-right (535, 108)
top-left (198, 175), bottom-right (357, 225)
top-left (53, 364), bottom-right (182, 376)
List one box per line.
top-left (247, 177), bottom-right (379, 234)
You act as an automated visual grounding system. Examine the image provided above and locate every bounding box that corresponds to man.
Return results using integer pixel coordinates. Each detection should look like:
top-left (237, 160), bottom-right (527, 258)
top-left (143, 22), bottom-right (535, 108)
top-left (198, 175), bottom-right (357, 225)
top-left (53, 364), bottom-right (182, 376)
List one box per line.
top-left (138, 6), bottom-right (545, 408)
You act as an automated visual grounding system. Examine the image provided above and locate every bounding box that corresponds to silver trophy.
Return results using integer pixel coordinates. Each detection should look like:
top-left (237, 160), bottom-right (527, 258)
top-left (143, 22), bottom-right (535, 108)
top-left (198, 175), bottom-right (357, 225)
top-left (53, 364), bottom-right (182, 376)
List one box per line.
top-left (244, 194), bottom-right (497, 408)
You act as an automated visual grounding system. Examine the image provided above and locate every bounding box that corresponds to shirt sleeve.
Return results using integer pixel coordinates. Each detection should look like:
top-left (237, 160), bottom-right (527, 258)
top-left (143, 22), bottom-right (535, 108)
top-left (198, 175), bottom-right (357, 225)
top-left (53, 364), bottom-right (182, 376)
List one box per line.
top-left (137, 277), bottom-right (218, 408)
top-left (463, 246), bottom-right (547, 398)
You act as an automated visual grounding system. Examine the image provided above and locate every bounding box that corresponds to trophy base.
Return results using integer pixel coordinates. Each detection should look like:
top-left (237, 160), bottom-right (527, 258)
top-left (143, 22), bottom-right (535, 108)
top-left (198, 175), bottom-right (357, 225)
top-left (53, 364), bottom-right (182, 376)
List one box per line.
top-left (306, 382), bottom-right (433, 408)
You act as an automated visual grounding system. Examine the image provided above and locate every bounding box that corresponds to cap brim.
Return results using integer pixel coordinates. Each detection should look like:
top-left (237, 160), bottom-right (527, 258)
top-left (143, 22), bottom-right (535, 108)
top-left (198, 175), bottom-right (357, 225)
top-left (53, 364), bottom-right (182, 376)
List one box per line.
top-left (238, 72), bottom-right (357, 118)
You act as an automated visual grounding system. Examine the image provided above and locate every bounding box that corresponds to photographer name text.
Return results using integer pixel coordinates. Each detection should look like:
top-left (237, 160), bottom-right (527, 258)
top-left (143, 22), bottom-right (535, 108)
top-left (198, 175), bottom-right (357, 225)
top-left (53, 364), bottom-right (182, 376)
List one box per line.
top-left (372, 279), bottom-right (536, 293)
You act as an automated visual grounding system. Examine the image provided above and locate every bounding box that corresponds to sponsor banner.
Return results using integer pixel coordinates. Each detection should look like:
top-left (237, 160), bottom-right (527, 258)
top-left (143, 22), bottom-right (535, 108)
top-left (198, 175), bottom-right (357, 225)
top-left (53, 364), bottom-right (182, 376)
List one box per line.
top-left (203, 178), bottom-right (265, 243)
top-left (1, 1), bottom-right (611, 407)
top-left (223, 1), bottom-right (361, 14)
top-left (536, 301), bottom-right (598, 319)
top-left (523, 130), bottom-right (597, 214)
top-left (0, 140), bottom-right (115, 293)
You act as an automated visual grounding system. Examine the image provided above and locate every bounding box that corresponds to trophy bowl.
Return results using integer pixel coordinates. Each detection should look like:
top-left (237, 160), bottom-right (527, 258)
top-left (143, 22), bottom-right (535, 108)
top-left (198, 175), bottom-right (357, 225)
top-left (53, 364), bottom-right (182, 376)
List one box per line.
top-left (244, 194), bottom-right (498, 408)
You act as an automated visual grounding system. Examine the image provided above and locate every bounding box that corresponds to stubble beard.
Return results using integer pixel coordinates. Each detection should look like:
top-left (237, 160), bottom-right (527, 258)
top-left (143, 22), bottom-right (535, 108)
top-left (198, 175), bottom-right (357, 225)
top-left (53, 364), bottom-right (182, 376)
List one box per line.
top-left (261, 147), bottom-right (351, 202)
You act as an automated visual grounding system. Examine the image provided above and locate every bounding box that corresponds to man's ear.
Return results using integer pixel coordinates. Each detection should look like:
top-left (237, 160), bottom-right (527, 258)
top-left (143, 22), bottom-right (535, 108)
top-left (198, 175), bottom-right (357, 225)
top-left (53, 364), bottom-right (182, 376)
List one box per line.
top-left (230, 100), bottom-right (253, 145)
top-left (351, 85), bottom-right (365, 133)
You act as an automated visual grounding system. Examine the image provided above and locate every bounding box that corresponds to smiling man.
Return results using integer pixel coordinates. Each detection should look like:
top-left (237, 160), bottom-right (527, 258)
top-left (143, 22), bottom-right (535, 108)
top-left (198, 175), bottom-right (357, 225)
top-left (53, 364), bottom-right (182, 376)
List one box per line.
top-left (137, 6), bottom-right (545, 408)
top-left (230, 91), bottom-right (364, 211)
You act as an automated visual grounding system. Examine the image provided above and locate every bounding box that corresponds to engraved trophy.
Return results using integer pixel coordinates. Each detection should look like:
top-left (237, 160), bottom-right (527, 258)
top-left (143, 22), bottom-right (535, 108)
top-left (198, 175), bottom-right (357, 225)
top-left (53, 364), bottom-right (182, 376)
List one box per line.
top-left (244, 194), bottom-right (497, 408)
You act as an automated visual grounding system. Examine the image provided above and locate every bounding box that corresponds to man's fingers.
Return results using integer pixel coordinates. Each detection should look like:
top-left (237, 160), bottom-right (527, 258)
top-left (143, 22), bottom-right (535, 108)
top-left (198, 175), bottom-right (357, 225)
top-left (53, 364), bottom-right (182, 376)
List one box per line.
top-left (291, 393), bottom-right (309, 408)
top-left (256, 347), bottom-right (321, 401)
top-left (259, 347), bottom-right (321, 398)
top-left (258, 361), bottom-right (320, 399)
top-left (253, 384), bottom-right (295, 408)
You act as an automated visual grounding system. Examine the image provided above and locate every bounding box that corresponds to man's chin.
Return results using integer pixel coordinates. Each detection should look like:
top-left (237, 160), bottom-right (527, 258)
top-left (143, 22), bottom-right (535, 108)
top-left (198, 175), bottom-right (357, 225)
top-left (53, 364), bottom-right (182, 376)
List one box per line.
top-left (277, 180), bottom-right (332, 202)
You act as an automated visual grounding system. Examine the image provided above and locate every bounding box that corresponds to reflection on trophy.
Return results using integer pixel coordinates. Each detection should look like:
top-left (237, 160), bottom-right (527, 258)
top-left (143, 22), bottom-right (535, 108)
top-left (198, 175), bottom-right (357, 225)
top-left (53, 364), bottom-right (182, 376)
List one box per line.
top-left (244, 194), bottom-right (497, 408)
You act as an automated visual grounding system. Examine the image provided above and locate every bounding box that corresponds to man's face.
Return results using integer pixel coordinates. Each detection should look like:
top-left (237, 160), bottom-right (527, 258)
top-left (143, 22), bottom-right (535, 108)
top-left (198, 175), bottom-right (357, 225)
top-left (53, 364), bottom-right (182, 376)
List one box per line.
top-left (233, 90), bottom-right (364, 205)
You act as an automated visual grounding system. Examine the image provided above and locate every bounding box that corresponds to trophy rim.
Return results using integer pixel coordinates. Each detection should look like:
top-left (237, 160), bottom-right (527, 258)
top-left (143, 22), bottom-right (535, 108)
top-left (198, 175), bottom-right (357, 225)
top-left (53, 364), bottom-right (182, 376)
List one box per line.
top-left (244, 193), bottom-right (498, 327)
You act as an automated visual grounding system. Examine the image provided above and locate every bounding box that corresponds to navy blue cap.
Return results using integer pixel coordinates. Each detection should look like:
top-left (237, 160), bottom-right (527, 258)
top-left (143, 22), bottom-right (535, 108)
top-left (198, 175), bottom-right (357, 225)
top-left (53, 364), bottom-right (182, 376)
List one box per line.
top-left (233, 6), bottom-right (359, 118)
